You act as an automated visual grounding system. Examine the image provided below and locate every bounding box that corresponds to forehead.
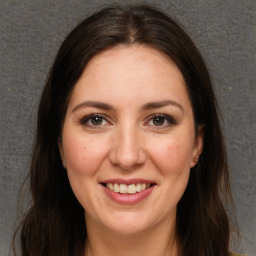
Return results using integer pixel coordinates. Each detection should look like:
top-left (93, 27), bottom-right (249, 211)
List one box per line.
top-left (82, 45), bottom-right (184, 84)
top-left (68, 45), bottom-right (191, 111)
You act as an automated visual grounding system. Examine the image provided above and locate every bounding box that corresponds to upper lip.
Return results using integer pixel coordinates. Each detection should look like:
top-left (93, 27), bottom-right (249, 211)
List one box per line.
top-left (100, 178), bottom-right (156, 185)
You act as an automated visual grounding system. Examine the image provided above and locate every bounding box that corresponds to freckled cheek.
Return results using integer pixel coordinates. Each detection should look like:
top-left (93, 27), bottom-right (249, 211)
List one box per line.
top-left (63, 136), bottom-right (109, 175)
top-left (148, 138), bottom-right (192, 174)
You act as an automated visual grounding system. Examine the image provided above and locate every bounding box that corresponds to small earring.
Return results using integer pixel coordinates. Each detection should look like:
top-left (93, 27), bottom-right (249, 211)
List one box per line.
top-left (60, 156), bottom-right (66, 168)
top-left (193, 157), bottom-right (199, 164)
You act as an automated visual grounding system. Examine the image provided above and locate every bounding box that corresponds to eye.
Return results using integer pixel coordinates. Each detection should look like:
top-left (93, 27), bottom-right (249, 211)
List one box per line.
top-left (146, 114), bottom-right (177, 128)
top-left (80, 114), bottom-right (110, 127)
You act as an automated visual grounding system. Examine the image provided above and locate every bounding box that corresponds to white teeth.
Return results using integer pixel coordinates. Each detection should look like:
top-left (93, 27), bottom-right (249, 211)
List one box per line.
top-left (106, 183), bottom-right (114, 191)
top-left (113, 183), bottom-right (119, 193)
top-left (136, 183), bottom-right (142, 192)
top-left (105, 183), bottom-right (152, 194)
top-left (141, 183), bottom-right (146, 190)
top-left (119, 184), bottom-right (127, 194)
top-left (127, 184), bottom-right (136, 194)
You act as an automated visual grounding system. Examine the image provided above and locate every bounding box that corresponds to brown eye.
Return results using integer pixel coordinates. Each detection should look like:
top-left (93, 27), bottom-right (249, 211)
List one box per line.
top-left (91, 116), bottom-right (103, 126)
top-left (145, 114), bottom-right (177, 128)
top-left (152, 116), bottom-right (165, 126)
top-left (80, 114), bottom-right (110, 127)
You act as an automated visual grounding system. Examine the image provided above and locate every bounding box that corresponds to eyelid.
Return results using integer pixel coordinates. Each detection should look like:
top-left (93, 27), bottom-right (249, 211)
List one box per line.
top-left (144, 113), bottom-right (177, 127)
top-left (80, 113), bottom-right (112, 127)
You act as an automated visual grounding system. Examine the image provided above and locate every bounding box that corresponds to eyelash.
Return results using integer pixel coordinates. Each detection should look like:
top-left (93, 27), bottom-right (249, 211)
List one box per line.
top-left (80, 114), bottom-right (110, 127)
top-left (145, 114), bottom-right (177, 128)
top-left (79, 113), bottom-right (177, 128)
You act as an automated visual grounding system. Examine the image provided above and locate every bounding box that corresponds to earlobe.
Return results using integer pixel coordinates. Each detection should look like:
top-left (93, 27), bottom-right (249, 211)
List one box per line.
top-left (191, 125), bottom-right (204, 167)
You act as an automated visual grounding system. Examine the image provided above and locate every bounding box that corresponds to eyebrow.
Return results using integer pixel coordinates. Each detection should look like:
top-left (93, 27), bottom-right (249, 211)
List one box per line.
top-left (141, 100), bottom-right (184, 113)
top-left (72, 100), bottom-right (184, 113)
top-left (72, 101), bottom-right (114, 112)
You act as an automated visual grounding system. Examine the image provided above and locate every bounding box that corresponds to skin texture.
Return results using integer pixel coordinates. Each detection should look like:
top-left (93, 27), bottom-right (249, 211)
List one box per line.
top-left (59, 45), bottom-right (203, 256)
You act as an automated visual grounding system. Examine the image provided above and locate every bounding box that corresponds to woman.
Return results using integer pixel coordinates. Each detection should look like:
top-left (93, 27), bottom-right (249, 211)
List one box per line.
top-left (14, 4), bottom-right (241, 256)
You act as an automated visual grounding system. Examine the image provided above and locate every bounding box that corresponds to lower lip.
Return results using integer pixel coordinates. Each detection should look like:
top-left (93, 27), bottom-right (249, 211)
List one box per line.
top-left (102, 185), bottom-right (155, 205)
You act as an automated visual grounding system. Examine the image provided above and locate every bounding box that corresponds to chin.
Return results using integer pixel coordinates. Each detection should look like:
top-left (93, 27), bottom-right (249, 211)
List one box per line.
top-left (108, 223), bottom-right (149, 236)
top-left (102, 211), bottom-right (157, 235)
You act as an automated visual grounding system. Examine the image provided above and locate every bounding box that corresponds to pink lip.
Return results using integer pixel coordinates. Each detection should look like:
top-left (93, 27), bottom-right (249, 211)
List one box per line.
top-left (100, 179), bottom-right (156, 205)
top-left (100, 178), bottom-right (155, 185)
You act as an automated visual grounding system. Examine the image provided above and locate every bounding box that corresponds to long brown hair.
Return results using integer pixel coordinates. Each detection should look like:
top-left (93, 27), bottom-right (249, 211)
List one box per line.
top-left (14, 4), bottom-right (234, 256)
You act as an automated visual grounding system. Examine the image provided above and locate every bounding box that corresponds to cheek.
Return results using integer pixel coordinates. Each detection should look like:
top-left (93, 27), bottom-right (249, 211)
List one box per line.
top-left (63, 134), bottom-right (110, 209)
top-left (63, 134), bottom-right (109, 176)
top-left (148, 136), bottom-right (194, 175)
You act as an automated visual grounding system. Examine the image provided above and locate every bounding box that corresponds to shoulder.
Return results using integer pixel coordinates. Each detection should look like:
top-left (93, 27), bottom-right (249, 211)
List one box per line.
top-left (230, 252), bottom-right (247, 256)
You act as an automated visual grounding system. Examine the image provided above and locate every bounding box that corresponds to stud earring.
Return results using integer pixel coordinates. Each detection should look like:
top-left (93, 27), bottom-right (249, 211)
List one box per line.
top-left (193, 157), bottom-right (199, 164)
top-left (60, 156), bottom-right (66, 168)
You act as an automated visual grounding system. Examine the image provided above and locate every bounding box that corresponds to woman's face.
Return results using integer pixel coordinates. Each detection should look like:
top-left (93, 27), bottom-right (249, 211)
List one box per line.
top-left (59, 46), bottom-right (203, 235)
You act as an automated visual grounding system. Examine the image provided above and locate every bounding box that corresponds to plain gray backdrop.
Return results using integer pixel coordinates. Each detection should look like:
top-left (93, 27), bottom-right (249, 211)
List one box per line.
top-left (0, 0), bottom-right (255, 255)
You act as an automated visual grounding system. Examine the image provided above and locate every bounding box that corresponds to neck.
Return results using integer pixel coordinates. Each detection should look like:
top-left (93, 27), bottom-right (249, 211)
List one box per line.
top-left (84, 215), bottom-right (178, 256)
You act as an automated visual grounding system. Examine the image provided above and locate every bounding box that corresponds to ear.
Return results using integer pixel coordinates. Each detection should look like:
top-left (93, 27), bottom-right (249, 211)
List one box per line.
top-left (58, 138), bottom-right (66, 168)
top-left (190, 124), bottom-right (204, 168)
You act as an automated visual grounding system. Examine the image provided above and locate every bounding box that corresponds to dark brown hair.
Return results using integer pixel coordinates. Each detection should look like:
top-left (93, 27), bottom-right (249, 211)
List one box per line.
top-left (14, 4), bottom-right (234, 256)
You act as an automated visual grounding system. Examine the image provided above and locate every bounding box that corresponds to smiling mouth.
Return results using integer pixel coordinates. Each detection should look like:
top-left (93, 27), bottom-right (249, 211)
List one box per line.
top-left (101, 183), bottom-right (155, 194)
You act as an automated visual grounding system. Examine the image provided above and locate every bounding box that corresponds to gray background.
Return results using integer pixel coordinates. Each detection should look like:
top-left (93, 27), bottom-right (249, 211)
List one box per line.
top-left (0, 0), bottom-right (255, 255)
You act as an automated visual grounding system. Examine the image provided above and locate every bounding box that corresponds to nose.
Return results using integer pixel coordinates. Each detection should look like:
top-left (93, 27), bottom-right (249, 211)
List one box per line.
top-left (109, 126), bottom-right (146, 171)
